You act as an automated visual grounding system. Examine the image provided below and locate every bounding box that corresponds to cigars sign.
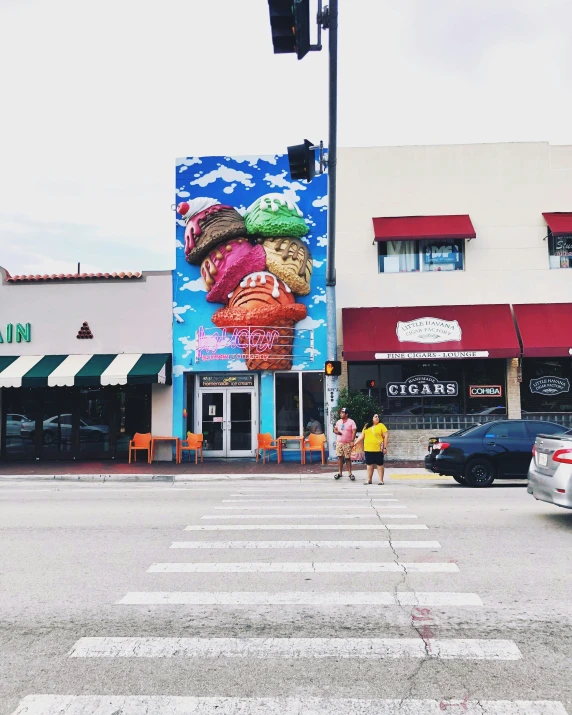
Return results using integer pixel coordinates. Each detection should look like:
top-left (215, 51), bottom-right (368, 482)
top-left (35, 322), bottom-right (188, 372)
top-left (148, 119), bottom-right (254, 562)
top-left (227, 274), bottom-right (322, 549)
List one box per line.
top-left (173, 154), bottom-right (327, 375)
top-left (386, 374), bottom-right (458, 397)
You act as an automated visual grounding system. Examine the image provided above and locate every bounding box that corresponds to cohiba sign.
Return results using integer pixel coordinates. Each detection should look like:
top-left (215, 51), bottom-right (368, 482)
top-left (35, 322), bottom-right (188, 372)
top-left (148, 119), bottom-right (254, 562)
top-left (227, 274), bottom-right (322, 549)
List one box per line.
top-left (529, 376), bottom-right (570, 396)
top-left (396, 317), bottom-right (462, 344)
top-left (0, 323), bottom-right (31, 344)
top-left (386, 374), bottom-right (458, 397)
top-left (469, 385), bottom-right (502, 398)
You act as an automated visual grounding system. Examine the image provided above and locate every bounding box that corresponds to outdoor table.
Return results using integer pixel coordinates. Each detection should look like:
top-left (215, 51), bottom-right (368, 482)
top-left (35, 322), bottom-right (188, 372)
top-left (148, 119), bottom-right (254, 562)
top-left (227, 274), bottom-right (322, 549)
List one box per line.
top-left (151, 436), bottom-right (179, 462)
top-left (277, 435), bottom-right (305, 465)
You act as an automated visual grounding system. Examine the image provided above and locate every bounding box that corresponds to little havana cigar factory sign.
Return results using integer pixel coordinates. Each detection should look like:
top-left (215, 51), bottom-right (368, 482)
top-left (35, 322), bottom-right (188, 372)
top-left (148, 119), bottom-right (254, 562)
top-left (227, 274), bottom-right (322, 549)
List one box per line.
top-left (396, 317), bottom-right (462, 344)
top-left (386, 374), bottom-right (458, 397)
top-left (529, 376), bottom-right (570, 396)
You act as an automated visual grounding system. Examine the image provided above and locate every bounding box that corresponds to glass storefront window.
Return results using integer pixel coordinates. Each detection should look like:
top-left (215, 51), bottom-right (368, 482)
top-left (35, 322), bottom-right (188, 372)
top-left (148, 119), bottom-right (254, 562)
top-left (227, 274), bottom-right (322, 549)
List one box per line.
top-left (348, 359), bottom-right (507, 420)
top-left (521, 358), bottom-right (572, 413)
top-left (548, 233), bottom-right (572, 269)
top-left (275, 372), bottom-right (325, 437)
top-left (378, 240), bottom-right (464, 273)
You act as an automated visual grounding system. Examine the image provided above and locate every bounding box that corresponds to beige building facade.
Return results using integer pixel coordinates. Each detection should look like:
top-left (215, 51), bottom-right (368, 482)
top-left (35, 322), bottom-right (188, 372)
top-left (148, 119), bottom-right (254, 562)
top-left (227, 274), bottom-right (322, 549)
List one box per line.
top-left (336, 142), bottom-right (572, 460)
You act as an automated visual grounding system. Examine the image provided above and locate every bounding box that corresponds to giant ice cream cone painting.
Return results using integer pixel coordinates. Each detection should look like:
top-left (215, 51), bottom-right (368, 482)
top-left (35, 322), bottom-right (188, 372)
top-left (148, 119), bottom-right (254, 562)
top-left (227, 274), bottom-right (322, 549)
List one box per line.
top-left (173, 154), bottom-right (327, 376)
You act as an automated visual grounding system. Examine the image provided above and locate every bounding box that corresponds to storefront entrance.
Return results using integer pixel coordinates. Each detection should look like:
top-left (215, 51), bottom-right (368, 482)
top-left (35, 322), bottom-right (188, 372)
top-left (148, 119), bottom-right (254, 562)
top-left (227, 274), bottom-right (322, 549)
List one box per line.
top-left (195, 374), bottom-right (258, 458)
top-left (1, 385), bottom-right (151, 460)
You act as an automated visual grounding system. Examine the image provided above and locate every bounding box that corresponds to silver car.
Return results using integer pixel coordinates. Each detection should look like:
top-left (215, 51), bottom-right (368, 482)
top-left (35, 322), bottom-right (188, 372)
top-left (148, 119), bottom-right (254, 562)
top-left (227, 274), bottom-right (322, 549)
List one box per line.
top-left (528, 432), bottom-right (572, 509)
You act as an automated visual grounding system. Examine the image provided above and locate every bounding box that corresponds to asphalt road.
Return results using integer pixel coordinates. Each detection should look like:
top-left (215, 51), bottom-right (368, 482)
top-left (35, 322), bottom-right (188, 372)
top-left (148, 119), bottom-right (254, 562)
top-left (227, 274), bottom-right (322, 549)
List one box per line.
top-left (1, 475), bottom-right (571, 714)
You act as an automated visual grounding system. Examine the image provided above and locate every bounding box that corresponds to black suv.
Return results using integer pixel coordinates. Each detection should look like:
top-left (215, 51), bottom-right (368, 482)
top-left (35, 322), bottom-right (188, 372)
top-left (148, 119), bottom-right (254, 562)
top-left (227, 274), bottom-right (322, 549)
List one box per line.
top-left (424, 419), bottom-right (568, 487)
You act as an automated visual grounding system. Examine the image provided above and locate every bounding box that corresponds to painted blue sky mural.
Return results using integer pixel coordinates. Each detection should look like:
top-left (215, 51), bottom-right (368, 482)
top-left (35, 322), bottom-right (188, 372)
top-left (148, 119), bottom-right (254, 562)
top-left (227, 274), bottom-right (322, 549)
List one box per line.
top-left (172, 154), bottom-right (328, 382)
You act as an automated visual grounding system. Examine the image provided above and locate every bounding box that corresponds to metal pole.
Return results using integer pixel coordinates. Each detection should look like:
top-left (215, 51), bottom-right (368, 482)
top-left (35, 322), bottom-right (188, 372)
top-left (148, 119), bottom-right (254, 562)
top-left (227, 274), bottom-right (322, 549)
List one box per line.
top-left (325, 0), bottom-right (339, 461)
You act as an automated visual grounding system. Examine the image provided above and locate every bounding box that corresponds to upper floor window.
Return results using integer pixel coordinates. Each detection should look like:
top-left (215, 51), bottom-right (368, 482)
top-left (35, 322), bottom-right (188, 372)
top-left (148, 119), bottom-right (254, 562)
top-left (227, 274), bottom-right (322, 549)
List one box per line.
top-left (548, 233), bottom-right (572, 269)
top-left (378, 239), bottom-right (464, 274)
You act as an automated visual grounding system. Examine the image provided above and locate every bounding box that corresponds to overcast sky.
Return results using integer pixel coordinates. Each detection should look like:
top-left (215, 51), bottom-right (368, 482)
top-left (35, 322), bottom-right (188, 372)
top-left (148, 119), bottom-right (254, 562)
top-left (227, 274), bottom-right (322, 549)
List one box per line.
top-left (1, 0), bottom-right (571, 275)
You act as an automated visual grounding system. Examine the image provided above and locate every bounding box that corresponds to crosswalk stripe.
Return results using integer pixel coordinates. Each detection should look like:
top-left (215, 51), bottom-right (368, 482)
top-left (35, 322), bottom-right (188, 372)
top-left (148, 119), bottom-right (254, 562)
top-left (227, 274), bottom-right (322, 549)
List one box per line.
top-left (146, 562), bottom-right (459, 573)
top-left (184, 524), bottom-right (429, 531)
top-left (201, 514), bottom-right (418, 519)
top-left (68, 636), bottom-right (521, 660)
top-left (116, 591), bottom-right (482, 606)
top-left (222, 498), bottom-right (396, 502)
top-left (214, 504), bottom-right (403, 510)
top-left (169, 540), bottom-right (441, 549)
top-left (12, 696), bottom-right (566, 714)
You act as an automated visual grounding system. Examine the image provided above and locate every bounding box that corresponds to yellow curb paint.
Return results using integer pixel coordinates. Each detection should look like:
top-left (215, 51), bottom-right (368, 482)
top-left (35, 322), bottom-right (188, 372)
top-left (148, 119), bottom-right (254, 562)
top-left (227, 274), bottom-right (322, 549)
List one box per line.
top-left (388, 474), bottom-right (453, 480)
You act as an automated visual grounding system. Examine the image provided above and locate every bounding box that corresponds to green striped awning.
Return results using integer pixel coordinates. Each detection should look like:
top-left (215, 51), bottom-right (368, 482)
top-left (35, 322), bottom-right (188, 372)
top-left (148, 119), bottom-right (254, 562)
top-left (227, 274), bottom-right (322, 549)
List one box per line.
top-left (0, 354), bottom-right (171, 389)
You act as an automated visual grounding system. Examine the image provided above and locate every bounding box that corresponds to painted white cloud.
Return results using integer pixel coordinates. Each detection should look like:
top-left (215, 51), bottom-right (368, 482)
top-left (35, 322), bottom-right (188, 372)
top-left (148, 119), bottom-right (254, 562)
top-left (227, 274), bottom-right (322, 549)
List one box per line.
top-left (176, 239), bottom-right (184, 249)
top-left (312, 258), bottom-right (324, 267)
top-left (191, 166), bottom-right (255, 188)
top-left (180, 277), bottom-right (207, 292)
top-left (177, 190), bottom-right (190, 198)
top-left (305, 346), bottom-right (321, 359)
top-left (263, 171), bottom-right (307, 192)
top-left (292, 362), bottom-right (309, 370)
top-left (231, 155), bottom-right (278, 166)
top-left (223, 183), bottom-right (237, 194)
top-left (178, 335), bottom-right (197, 359)
top-left (173, 303), bottom-right (195, 322)
top-left (316, 234), bottom-right (328, 247)
top-left (296, 316), bottom-right (325, 331)
top-left (312, 195), bottom-right (328, 210)
top-left (236, 205), bottom-right (247, 216)
top-left (312, 288), bottom-right (326, 305)
top-left (300, 236), bottom-right (310, 245)
top-left (176, 157), bottom-right (202, 168)
top-left (227, 358), bottom-right (247, 370)
top-left (172, 364), bottom-right (186, 377)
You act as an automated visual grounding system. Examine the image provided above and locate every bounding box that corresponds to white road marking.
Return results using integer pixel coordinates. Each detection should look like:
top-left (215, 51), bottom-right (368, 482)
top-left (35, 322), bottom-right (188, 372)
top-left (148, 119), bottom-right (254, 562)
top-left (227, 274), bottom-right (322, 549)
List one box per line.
top-left (214, 505), bottom-right (404, 510)
top-left (12, 696), bottom-right (565, 714)
top-left (184, 524), bottom-right (429, 531)
top-left (170, 540), bottom-right (441, 549)
top-left (201, 514), bottom-right (418, 519)
top-left (68, 636), bottom-right (522, 660)
top-left (146, 562), bottom-right (459, 573)
top-left (116, 591), bottom-right (483, 606)
top-left (222, 497), bottom-right (395, 502)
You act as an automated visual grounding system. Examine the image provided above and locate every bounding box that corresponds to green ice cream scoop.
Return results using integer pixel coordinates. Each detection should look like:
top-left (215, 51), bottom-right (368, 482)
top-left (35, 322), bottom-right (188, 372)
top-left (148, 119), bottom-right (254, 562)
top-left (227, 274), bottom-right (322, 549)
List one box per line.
top-left (245, 193), bottom-right (309, 238)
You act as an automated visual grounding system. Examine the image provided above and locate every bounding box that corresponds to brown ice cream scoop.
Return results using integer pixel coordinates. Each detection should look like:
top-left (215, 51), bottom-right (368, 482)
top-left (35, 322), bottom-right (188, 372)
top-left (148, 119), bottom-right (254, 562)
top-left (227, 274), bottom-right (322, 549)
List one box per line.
top-left (262, 237), bottom-right (312, 296)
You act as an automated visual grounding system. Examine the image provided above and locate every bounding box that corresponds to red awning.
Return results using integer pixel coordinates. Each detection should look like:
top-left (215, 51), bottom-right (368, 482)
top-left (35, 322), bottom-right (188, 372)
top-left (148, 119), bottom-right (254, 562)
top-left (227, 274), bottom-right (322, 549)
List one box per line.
top-left (542, 213), bottom-right (572, 237)
top-left (342, 304), bottom-right (519, 361)
top-left (372, 215), bottom-right (476, 242)
top-left (513, 303), bottom-right (572, 357)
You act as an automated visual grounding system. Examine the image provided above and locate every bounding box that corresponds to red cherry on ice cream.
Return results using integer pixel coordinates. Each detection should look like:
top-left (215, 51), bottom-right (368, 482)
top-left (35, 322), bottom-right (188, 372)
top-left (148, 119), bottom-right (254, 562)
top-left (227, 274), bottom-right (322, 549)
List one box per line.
top-left (177, 202), bottom-right (190, 216)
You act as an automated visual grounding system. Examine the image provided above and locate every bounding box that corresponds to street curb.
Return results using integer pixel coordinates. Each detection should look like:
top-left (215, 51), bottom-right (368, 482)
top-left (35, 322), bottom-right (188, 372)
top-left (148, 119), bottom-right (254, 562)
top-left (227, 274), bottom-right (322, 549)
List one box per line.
top-left (0, 471), bottom-right (448, 483)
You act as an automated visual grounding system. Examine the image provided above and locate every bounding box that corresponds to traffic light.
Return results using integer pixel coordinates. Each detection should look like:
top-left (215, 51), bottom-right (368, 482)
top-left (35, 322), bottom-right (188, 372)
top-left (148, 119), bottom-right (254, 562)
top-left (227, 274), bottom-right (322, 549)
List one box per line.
top-left (287, 139), bottom-right (316, 182)
top-left (325, 360), bottom-right (342, 376)
top-left (365, 380), bottom-right (376, 389)
top-left (267, 0), bottom-right (311, 60)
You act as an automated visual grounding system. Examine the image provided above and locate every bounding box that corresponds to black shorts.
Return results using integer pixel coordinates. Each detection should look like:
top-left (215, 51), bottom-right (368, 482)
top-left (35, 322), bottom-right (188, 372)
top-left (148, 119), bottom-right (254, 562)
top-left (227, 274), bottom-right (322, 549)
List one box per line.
top-left (365, 451), bottom-right (384, 466)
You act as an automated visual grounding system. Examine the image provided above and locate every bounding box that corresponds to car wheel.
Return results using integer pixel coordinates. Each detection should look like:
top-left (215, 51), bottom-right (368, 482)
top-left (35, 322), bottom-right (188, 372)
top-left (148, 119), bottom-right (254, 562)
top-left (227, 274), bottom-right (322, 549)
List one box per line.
top-left (452, 474), bottom-right (467, 485)
top-left (464, 458), bottom-right (495, 487)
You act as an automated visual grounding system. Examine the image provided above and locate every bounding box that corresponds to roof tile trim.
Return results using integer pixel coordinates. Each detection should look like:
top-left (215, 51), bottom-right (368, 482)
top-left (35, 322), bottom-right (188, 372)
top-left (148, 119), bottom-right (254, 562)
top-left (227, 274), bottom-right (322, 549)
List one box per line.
top-left (5, 271), bottom-right (143, 283)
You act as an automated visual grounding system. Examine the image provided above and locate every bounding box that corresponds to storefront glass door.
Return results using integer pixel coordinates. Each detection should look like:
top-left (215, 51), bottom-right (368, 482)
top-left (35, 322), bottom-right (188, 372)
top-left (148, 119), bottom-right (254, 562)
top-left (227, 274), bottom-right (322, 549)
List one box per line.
top-left (40, 388), bottom-right (76, 459)
top-left (199, 388), bottom-right (255, 457)
top-left (78, 388), bottom-right (113, 458)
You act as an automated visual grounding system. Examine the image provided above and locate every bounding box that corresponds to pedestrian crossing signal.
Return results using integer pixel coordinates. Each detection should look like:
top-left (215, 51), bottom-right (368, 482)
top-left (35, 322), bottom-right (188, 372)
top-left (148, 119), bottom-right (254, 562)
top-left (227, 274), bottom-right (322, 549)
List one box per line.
top-left (324, 360), bottom-right (341, 376)
top-left (365, 380), bottom-right (376, 389)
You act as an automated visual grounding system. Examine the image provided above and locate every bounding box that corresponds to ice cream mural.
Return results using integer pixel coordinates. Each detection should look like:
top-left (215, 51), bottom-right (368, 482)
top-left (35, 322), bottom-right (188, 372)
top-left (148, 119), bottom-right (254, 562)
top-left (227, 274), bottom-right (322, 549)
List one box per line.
top-left (173, 154), bottom-right (328, 378)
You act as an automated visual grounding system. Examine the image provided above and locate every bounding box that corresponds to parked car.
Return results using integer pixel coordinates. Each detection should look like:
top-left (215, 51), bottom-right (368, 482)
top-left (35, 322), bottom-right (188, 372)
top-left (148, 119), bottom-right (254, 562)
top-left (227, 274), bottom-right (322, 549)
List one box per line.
top-left (527, 432), bottom-right (572, 509)
top-left (424, 419), bottom-right (568, 487)
top-left (21, 414), bottom-right (109, 444)
top-left (5, 413), bottom-right (31, 437)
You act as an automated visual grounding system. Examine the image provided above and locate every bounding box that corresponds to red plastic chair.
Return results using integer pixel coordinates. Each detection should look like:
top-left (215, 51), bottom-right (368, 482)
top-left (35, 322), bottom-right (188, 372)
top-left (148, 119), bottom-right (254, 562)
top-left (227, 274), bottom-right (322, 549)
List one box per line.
top-left (256, 433), bottom-right (279, 464)
top-left (128, 433), bottom-right (152, 464)
top-left (303, 433), bottom-right (327, 464)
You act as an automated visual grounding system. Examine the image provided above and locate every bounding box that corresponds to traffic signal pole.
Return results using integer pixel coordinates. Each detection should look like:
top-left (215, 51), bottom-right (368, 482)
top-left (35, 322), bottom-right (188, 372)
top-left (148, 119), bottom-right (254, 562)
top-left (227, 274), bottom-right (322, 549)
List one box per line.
top-left (325, 0), bottom-right (339, 461)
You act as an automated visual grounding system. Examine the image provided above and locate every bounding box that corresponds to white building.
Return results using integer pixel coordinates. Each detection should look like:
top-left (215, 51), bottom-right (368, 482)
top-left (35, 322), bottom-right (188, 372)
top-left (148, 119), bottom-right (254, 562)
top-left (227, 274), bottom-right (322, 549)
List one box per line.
top-left (336, 142), bottom-right (572, 459)
top-left (0, 268), bottom-right (173, 461)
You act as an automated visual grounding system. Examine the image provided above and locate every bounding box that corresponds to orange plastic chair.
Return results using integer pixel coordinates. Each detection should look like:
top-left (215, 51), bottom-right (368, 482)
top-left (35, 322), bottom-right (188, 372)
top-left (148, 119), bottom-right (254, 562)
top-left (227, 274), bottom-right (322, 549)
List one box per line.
top-left (256, 433), bottom-right (279, 464)
top-left (128, 432), bottom-right (152, 464)
top-left (179, 432), bottom-right (204, 464)
top-left (303, 433), bottom-right (327, 465)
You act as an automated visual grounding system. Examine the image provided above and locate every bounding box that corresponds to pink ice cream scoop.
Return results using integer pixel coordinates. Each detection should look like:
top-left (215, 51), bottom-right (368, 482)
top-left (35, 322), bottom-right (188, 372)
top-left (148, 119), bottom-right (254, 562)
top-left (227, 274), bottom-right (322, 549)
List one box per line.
top-left (201, 239), bottom-right (266, 304)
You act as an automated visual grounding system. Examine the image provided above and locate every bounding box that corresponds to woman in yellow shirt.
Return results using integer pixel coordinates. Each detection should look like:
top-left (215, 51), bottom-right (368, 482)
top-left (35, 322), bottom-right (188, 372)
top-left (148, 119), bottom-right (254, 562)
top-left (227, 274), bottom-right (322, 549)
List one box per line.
top-left (353, 414), bottom-right (388, 485)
